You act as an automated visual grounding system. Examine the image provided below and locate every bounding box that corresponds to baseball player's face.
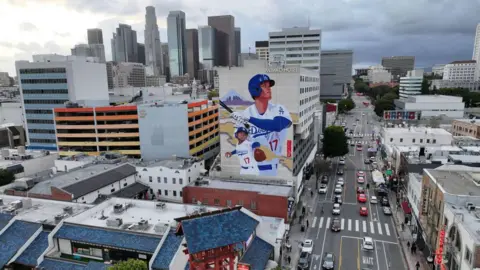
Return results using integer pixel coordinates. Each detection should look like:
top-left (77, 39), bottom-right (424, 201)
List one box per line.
top-left (259, 81), bottom-right (272, 99)
top-left (237, 131), bottom-right (248, 141)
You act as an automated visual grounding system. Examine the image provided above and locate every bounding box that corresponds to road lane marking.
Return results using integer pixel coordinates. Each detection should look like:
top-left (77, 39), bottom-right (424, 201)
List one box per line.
top-left (339, 237), bottom-right (343, 270)
top-left (319, 217), bottom-right (324, 229)
top-left (370, 222), bottom-right (375, 234)
top-left (355, 220), bottom-right (359, 231)
top-left (363, 220), bottom-right (367, 233)
top-left (326, 217), bottom-right (331, 228)
top-left (377, 222), bottom-right (383, 235)
top-left (375, 242), bottom-right (381, 270)
top-left (312, 216), bottom-right (317, 228)
top-left (348, 219), bottom-right (352, 231)
top-left (363, 256), bottom-right (374, 265)
top-left (357, 239), bottom-right (361, 269)
top-left (341, 218), bottom-right (345, 230)
top-left (385, 223), bottom-right (391, 236)
top-left (382, 242), bottom-right (389, 269)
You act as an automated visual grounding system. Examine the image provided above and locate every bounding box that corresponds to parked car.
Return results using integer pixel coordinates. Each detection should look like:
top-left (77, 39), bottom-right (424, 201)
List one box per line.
top-left (318, 184), bottom-right (328, 194)
top-left (360, 206), bottom-right (368, 216)
top-left (298, 251), bottom-right (311, 269)
top-left (321, 175), bottom-right (329, 184)
top-left (302, 239), bottom-right (314, 253)
top-left (362, 237), bottom-right (375, 250)
top-left (333, 195), bottom-right (343, 205)
top-left (322, 252), bottom-right (335, 269)
top-left (383, 207), bottom-right (392, 215)
top-left (331, 218), bottom-right (341, 232)
top-left (337, 169), bottom-right (344, 175)
top-left (357, 170), bottom-right (365, 177)
top-left (381, 196), bottom-right (390, 206)
top-left (337, 177), bottom-right (345, 186)
top-left (334, 185), bottom-right (343, 194)
top-left (357, 176), bottom-right (365, 184)
top-left (357, 194), bottom-right (367, 203)
top-left (370, 196), bottom-right (378, 204)
top-left (357, 187), bottom-right (365, 194)
top-left (364, 159), bottom-right (371, 164)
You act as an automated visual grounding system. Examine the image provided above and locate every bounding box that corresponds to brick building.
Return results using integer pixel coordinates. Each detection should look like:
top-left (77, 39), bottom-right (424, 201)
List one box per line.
top-left (182, 178), bottom-right (294, 222)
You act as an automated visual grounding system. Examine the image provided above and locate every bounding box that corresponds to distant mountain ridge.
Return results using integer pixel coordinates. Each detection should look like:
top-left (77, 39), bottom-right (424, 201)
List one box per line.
top-left (221, 89), bottom-right (253, 105)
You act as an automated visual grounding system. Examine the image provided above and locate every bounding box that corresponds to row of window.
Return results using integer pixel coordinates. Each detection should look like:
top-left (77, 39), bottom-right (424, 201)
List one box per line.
top-left (26, 109), bottom-right (53, 114)
top-left (20, 68), bottom-right (66, 74)
top-left (29, 129), bottom-right (55, 134)
top-left (27, 119), bottom-right (54, 124)
top-left (23, 89), bottom-right (68, 94)
top-left (158, 189), bottom-right (182, 197)
top-left (191, 197), bottom-right (257, 209)
top-left (388, 137), bottom-right (437, 144)
top-left (30, 138), bottom-right (56, 143)
top-left (300, 76), bottom-right (319, 82)
top-left (21, 79), bottom-right (67, 84)
top-left (147, 176), bottom-right (186, 185)
top-left (24, 100), bottom-right (67, 104)
top-left (300, 86), bottom-right (319, 94)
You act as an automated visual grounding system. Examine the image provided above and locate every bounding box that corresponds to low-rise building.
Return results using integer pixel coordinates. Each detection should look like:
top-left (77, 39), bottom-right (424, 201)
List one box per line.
top-left (367, 65), bottom-right (392, 84)
top-left (394, 95), bottom-right (465, 118)
top-left (0, 101), bottom-right (24, 126)
top-left (112, 62), bottom-right (146, 88)
top-left (398, 69), bottom-right (424, 98)
top-left (380, 127), bottom-right (453, 147)
top-left (452, 119), bottom-right (480, 138)
top-left (430, 79), bottom-right (480, 92)
top-left (453, 136), bottom-right (480, 147)
top-left (0, 123), bottom-right (26, 148)
top-left (0, 147), bottom-right (58, 178)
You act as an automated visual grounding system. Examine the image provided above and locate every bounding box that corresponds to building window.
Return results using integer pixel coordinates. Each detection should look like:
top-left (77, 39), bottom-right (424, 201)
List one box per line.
top-left (433, 139), bottom-right (436, 143)
top-left (173, 191), bottom-right (177, 197)
top-left (251, 201), bottom-right (257, 210)
top-left (465, 247), bottom-right (472, 264)
top-left (189, 177), bottom-right (191, 182)
top-left (111, 188), bottom-right (115, 193)
top-left (179, 178), bottom-right (183, 185)
top-left (238, 200), bottom-right (244, 206)
top-left (123, 183), bottom-right (127, 187)
top-left (158, 189), bottom-right (162, 195)
top-left (427, 139), bottom-right (430, 143)
top-left (172, 178), bottom-right (176, 184)
top-left (226, 200), bottom-right (232, 207)
top-left (164, 177), bottom-right (167, 183)
top-left (390, 138), bottom-right (393, 142)
top-left (149, 176), bottom-right (152, 182)
top-left (165, 190), bottom-right (168, 196)
top-left (420, 139), bottom-right (423, 143)
top-left (400, 138), bottom-right (403, 143)
top-left (214, 199), bottom-right (220, 205)
top-left (157, 177), bottom-right (161, 183)
top-left (180, 191), bottom-right (183, 197)
top-left (412, 139), bottom-right (415, 143)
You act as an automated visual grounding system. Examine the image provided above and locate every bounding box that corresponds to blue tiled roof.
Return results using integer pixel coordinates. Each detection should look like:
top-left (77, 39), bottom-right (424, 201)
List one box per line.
top-left (15, 230), bottom-right (50, 266)
top-left (151, 230), bottom-right (184, 270)
top-left (39, 258), bottom-right (108, 270)
top-left (239, 236), bottom-right (274, 270)
top-left (0, 213), bottom-right (13, 231)
top-left (181, 210), bottom-right (259, 254)
top-left (54, 223), bottom-right (162, 253)
top-left (0, 220), bottom-right (41, 268)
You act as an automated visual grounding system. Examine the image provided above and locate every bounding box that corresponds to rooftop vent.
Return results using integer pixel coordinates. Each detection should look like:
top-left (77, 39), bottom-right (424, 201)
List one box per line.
top-left (63, 206), bottom-right (73, 215)
top-left (155, 202), bottom-right (166, 209)
top-left (113, 204), bottom-right (124, 214)
top-left (137, 219), bottom-right (149, 230)
top-left (54, 214), bottom-right (67, 224)
top-left (106, 218), bottom-right (123, 227)
top-left (0, 198), bottom-right (3, 206)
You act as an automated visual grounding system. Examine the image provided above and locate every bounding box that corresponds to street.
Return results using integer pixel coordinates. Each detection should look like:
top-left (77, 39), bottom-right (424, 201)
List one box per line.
top-left (304, 94), bottom-right (407, 270)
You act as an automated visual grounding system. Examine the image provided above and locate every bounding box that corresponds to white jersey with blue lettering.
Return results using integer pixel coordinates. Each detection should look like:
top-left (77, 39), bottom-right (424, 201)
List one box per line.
top-left (240, 102), bottom-right (291, 176)
top-left (234, 140), bottom-right (259, 175)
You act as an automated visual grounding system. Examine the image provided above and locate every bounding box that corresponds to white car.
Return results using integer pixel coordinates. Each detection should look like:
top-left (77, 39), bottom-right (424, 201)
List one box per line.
top-left (339, 159), bottom-right (346, 165)
top-left (302, 239), bottom-right (314, 253)
top-left (337, 177), bottom-right (345, 186)
top-left (332, 203), bottom-right (341, 215)
top-left (370, 196), bottom-right (378, 204)
top-left (318, 184), bottom-right (328, 194)
top-left (362, 237), bottom-right (375, 250)
top-left (334, 185), bottom-right (343, 194)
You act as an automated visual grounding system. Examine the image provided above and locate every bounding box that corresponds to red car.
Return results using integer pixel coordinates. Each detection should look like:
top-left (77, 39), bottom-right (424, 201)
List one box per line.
top-left (357, 171), bottom-right (365, 177)
top-left (357, 176), bottom-right (365, 184)
top-left (360, 206), bottom-right (368, 216)
top-left (357, 187), bottom-right (365, 194)
top-left (358, 194), bottom-right (367, 203)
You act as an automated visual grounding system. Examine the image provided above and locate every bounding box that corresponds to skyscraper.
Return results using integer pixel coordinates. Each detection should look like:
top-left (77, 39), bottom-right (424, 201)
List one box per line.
top-left (111, 24), bottom-right (138, 63)
top-left (235, 27), bottom-right (241, 66)
top-left (87, 28), bottom-right (103, 45)
top-left (81, 29), bottom-right (106, 63)
top-left (161, 42), bottom-right (170, 80)
top-left (137, 43), bottom-right (146, 65)
top-left (185, 29), bottom-right (199, 78)
top-left (144, 6), bottom-right (163, 76)
top-left (198, 26), bottom-right (216, 69)
top-left (381, 56), bottom-right (415, 79)
top-left (473, 23), bottom-right (480, 63)
top-left (208, 15), bottom-right (235, 67)
top-left (167, 11), bottom-right (187, 77)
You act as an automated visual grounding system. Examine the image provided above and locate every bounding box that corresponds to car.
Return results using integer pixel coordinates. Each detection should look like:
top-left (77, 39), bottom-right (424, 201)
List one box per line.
top-left (302, 239), bottom-right (314, 253)
top-left (357, 186), bottom-right (365, 194)
top-left (381, 197), bottom-right (390, 206)
top-left (331, 218), bottom-right (341, 232)
top-left (357, 176), bottom-right (365, 184)
top-left (337, 177), bottom-right (345, 186)
top-left (318, 184), bottom-right (328, 194)
top-left (332, 203), bottom-right (341, 215)
top-left (337, 169), bottom-right (344, 175)
top-left (321, 175), bottom-right (329, 183)
top-left (362, 113), bottom-right (365, 116)
top-left (364, 158), bottom-right (371, 164)
top-left (298, 251), bottom-right (311, 269)
top-left (358, 193), bottom-right (367, 203)
top-left (353, 123), bottom-right (357, 126)
top-left (370, 196), bottom-right (378, 204)
top-left (334, 185), bottom-right (343, 194)
top-left (360, 206), bottom-right (368, 216)
top-left (339, 159), bottom-right (346, 165)
top-left (356, 118), bottom-right (360, 121)
top-left (357, 171), bottom-right (365, 177)
top-left (341, 122), bottom-right (346, 127)
top-left (333, 195), bottom-right (343, 205)
top-left (383, 206), bottom-right (392, 215)
top-left (362, 237), bottom-right (375, 250)
top-left (370, 156), bottom-right (376, 161)
top-left (350, 141), bottom-right (355, 146)
top-left (322, 252), bottom-right (335, 269)
top-left (356, 145), bottom-right (363, 151)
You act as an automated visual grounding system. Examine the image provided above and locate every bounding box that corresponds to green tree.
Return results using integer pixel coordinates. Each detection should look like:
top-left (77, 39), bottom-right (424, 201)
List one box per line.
top-left (0, 169), bottom-right (14, 186)
top-left (354, 81), bottom-right (369, 93)
top-left (382, 92), bottom-right (398, 102)
top-left (421, 78), bottom-right (430, 95)
top-left (374, 98), bottom-right (395, 117)
top-left (338, 98), bottom-right (355, 113)
top-left (322, 126), bottom-right (349, 158)
top-left (321, 99), bottom-right (337, 104)
top-left (207, 90), bottom-right (219, 100)
top-left (109, 259), bottom-right (148, 270)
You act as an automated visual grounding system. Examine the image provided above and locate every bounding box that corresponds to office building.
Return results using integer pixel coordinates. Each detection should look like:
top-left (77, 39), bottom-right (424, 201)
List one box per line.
top-left (255, 40), bottom-right (269, 61)
top-left (16, 55), bottom-right (109, 151)
top-left (237, 53), bottom-right (258, 67)
top-left (71, 43), bottom-right (105, 63)
top-left (268, 27), bottom-right (321, 70)
top-left (380, 127), bottom-right (453, 147)
top-left (111, 24), bottom-right (138, 63)
top-left (235, 27), bottom-right (241, 65)
top-left (367, 65), bottom-right (392, 84)
top-left (443, 60), bottom-right (477, 81)
top-left (145, 6), bottom-right (163, 76)
top-left (432, 64), bottom-right (446, 77)
top-left (452, 119), bottom-right (480, 138)
top-left (137, 43), bottom-right (145, 65)
top-left (167, 11), bottom-right (187, 76)
top-left (70, 44), bottom-right (91, 58)
top-left (106, 61), bottom-right (114, 89)
top-left (54, 105), bottom-right (140, 157)
top-left (394, 95), bottom-right (465, 118)
top-left (87, 28), bottom-right (103, 45)
top-left (185, 29), bottom-right (199, 78)
top-left (399, 69), bottom-right (424, 98)
top-left (112, 62), bottom-right (146, 88)
top-left (198, 26), bottom-right (216, 69)
top-left (381, 56), bottom-right (415, 79)
top-left (208, 15), bottom-right (236, 67)
top-left (320, 49), bottom-right (353, 100)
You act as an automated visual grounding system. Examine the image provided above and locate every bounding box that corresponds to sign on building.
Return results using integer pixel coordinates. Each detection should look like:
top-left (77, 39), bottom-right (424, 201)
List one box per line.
top-left (383, 110), bottom-right (421, 120)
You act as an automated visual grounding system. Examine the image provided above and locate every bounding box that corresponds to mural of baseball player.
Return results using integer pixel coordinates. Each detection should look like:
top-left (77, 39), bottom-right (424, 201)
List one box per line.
top-left (224, 126), bottom-right (261, 175)
top-left (230, 74), bottom-right (292, 176)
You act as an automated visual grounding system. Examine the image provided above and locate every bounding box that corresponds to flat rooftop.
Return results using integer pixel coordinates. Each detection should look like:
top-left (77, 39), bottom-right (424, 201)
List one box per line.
top-left (136, 157), bottom-right (202, 169)
top-left (0, 195), bottom-right (91, 224)
top-left (454, 119), bottom-right (480, 125)
top-left (406, 95), bottom-right (463, 103)
top-left (383, 127), bottom-right (452, 135)
top-left (449, 155), bottom-right (480, 164)
top-left (426, 167), bottom-right (480, 196)
top-left (28, 163), bottom-right (119, 195)
top-left (110, 92), bottom-right (208, 106)
top-left (65, 197), bottom-right (220, 234)
top-left (190, 179), bottom-right (292, 197)
top-left (445, 203), bottom-right (480, 243)
top-left (461, 146), bottom-right (480, 152)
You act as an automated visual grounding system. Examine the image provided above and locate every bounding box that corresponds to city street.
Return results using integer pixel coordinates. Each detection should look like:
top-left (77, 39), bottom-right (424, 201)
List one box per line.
top-left (304, 94), bottom-right (407, 270)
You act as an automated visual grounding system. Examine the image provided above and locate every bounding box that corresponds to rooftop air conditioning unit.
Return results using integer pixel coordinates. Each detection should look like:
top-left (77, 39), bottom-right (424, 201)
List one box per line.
top-left (137, 219), bottom-right (149, 230)
top-left (63, 206), bottom-right (73, 215)
top-left (113, 204), bottom-right (124, 214)
top-left (106, 218), bottom-right (123, 227)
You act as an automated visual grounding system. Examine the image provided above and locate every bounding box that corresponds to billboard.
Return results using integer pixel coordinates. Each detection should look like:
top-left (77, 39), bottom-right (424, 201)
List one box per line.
top-left (219, 73), bottom-right (297, 179)
top-left (383, 110), bottom-right (421, 120)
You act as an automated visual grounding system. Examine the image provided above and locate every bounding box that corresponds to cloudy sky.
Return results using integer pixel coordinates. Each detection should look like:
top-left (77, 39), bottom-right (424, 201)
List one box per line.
top-left (0, 0), bottom-right (479, 75)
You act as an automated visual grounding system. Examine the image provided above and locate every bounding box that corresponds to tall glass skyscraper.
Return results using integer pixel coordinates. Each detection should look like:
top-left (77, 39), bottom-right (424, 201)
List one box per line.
top-left (198, 26), bottom-right (216, 69)
top-left (145, 6), bottom-right (163, 76)
top-left (111, 24), bottom-right (138, 63)
top-left (167, 11), bottom-right (186, 77)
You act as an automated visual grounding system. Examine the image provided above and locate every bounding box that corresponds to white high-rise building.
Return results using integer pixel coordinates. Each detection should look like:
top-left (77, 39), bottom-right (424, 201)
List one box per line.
top-left (268, 27), bottom-right (321, 70)
top-left (399, 69), bottom-right (424, 99)
top-left (473, 23), bottom-right (480, 63)
top-left (144, 6), bottom-right (163, 76)
top-left (443, 60), bottom-right (478, 81)
top-left (367, 65), bottom-right (392, 84)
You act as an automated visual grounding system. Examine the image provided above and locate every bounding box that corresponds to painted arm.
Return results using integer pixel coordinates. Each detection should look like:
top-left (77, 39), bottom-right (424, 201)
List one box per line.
top-left (231, 150), bottom-right (237, 155)
top-left (249, 116), bottom-right (292, 132)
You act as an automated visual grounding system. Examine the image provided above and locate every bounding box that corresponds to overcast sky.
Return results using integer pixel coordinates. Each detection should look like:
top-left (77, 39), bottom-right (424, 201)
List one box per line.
top-left (1, 0), bottom-right (479, 75)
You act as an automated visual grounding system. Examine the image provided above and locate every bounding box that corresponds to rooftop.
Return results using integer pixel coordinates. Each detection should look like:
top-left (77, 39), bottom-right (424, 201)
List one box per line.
top-left (65, 197), bottom-right (219, 235)
top-left (454, 119), bottom-right (480, 125)
top-left (425, 167), bottom-right (480, 196)
top-left (15, 230), bottom-right (50, 266)
top-left (0, 220), bottom-right (41, 268)
top-left (445, 203), bottom-right (480, 243)
top-left (450, 60), bottom-right (476, 64)
top-left (239, 236), bottom-right (274, 270)
top-left (405, 95), bottom-right (463, 103)
top-left (0, 195), bottom-right (91, 224)
top-left (151, 230), bottom-right (184, 269)
top-left (38, 258), bottom-right (108, 270)
top-left (383, 127), bottom-right (452, 135)
top-left (0, 148), bottom-right (54, 168)
top-left (189, 179), bottom-right (292, 197)
top-left (137, 157), bottom-right (202, 169)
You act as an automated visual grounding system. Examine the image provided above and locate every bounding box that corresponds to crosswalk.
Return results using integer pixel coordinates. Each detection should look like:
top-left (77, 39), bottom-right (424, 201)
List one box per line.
top-left (348, 140), bottom-right (371, 145)
top-left (311, 217), bottom-right (392, 236)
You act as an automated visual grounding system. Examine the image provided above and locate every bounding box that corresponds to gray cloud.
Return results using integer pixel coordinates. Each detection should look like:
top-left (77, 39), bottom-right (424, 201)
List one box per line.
top-left (19, 22), bottom-right (38, 32)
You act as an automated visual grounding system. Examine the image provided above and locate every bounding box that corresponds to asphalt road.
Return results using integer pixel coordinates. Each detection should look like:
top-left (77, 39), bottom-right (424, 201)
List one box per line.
top-left (305, 94), bottom-right (407, 270)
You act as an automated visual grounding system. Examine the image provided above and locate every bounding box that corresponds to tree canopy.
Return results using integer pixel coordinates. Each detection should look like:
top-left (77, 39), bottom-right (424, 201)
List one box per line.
top-left (322, 126), bottom-right (349, 158)
top-left (338, 98), bottom-right (355, 113)
top-left (354, 80), bottom-right (369, 93)
top-left (0, 169), bottom-right (14, 186)
top-left (421, 78), bottom-right (430, 95)
top-left (109, 259), bottom-right (148, 270)
top-left (374, 98), bottom-right (396, 117)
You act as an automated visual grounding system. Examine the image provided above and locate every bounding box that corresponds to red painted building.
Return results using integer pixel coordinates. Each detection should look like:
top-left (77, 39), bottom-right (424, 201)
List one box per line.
top-left (182, 179), bottom-right (293, 222)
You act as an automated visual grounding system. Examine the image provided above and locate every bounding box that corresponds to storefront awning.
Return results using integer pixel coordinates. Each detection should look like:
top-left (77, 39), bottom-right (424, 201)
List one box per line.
top-left (401, 201), bottom-right (412, 214)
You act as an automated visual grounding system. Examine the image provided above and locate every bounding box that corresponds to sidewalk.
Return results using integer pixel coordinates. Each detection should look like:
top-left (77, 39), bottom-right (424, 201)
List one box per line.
top-left (280, 175), bottom-right (318, 269)
top-left (390, 192), bottom-right (430, 270)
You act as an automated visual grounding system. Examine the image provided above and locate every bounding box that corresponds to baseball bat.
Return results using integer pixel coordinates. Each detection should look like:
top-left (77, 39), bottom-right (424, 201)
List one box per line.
top-left (219, 100), bottom-right (250, 128)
